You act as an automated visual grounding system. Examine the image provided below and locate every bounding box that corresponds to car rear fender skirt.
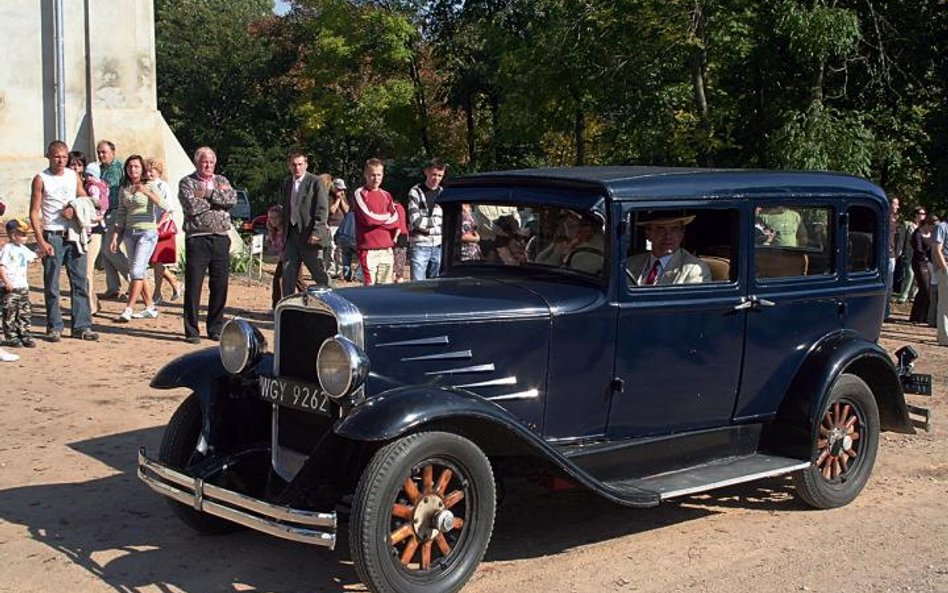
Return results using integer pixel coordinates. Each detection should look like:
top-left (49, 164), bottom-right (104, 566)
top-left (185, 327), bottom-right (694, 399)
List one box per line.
top-left (335, 386), bottom-right (660, 507)
top-left (763, 331), bottom-right (913, 458)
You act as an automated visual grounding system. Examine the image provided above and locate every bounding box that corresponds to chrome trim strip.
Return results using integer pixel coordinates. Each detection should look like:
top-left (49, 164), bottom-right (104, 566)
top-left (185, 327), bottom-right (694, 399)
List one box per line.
top-left (401, 350), bottom-right (473, 362)
top-left (454, 376), bottom-right (518, 388)
top-left (425, 363), bottom-right (496, 376)
top-left (138, 448), bottom-right (336, 549)
top-left (377, 336), bottom-right (450, 348)
top-left (657, 461), bottom-right (811, 500)
top-left (487, 388), bottom-right (540, 401)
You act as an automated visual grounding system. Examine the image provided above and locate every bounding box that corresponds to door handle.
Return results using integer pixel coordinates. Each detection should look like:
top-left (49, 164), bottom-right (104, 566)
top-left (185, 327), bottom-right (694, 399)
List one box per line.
top-left (734, 296), bottom-right (776, 311)
top-left (733, 299), bottom-right (754, 311)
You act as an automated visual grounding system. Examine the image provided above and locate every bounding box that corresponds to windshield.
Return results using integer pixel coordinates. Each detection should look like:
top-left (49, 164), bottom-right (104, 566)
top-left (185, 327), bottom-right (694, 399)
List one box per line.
top-left (447, 202), bottom-right (606, 278)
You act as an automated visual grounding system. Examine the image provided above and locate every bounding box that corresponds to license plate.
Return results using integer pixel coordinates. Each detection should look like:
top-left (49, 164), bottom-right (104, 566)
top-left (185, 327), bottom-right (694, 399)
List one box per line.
top-left (258, 375), bottom-right (332, 416)
top-left (901, 373), bottom-right (932, 396)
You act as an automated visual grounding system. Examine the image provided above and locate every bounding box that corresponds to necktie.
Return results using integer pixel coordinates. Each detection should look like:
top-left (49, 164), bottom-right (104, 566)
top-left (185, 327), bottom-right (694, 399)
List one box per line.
top-left (290, 180), bottom-right (301, 228)
top-left (645, 259), bottom-right (662, 285)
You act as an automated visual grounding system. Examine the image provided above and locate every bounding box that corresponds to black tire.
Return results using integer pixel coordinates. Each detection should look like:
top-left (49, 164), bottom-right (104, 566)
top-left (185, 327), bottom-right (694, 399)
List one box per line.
top-left (157, 393), bottom-right (240, 534)
top-left (792, 374), bottom-right (880, 509)
top-left (350, 432), bottom-right (496, 593)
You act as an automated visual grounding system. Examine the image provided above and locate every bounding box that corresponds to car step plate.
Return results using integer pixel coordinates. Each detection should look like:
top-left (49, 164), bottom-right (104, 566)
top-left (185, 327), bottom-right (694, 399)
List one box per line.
top-left (607, 454), bottom-right (809, 501)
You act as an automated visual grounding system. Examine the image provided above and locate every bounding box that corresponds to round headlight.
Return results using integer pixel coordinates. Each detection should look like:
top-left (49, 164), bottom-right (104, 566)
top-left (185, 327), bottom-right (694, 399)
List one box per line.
top-left (219, 319), bottom-right (266, 374)
top-left (317, 336), bottom-right (369, 399)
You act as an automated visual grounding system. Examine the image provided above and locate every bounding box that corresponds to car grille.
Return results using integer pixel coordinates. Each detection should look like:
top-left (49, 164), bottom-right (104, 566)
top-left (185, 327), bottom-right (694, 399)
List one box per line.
top-left (275, 307), bottom-right (339, 455)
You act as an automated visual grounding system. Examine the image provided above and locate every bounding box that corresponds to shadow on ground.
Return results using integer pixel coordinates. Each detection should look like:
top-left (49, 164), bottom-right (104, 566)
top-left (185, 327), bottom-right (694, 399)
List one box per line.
top-left (0, 427), bottom-right (806, 593)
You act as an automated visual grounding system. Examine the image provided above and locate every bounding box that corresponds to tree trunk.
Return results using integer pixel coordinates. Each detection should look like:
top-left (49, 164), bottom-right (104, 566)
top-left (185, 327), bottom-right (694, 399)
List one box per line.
top-left (574, 104), bottom-right (586, 166)
top-left (408, 54), bottom-right (433, 158)
top-left (690, 0), bottom-right (713, 166)
top-left (465, 95), bottom-right (476, 168)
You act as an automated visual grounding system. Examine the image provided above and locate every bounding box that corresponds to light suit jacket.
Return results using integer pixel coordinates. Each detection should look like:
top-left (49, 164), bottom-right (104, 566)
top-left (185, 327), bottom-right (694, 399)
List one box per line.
top-left (627, 248), bottom-right (711, 285)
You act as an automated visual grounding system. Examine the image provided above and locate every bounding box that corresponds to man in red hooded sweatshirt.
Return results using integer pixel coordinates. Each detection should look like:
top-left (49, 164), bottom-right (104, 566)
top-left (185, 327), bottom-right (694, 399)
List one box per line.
top-left (353, 158), bottom-right (400, 285)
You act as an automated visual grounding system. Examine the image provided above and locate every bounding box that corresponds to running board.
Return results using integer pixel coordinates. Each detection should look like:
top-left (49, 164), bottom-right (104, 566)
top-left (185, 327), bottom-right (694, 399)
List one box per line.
top-left (606, 454), bottom-right (810, 501)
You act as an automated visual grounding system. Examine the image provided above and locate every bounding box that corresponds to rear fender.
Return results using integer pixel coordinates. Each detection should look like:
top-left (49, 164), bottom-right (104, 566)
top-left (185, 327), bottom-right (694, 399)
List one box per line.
top-left (763, 331), bottom-right (913, 459)
top-left (335, 386), bottom-right (659, 507)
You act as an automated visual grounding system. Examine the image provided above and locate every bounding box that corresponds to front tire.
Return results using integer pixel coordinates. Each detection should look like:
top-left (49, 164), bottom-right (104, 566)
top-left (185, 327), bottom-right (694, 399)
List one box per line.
top-left (350, 431), bottom-right (496, 593)
top-left (158, 393), bottom-right (240, 534)
top-left (792, 374), bottom-right (880, 509)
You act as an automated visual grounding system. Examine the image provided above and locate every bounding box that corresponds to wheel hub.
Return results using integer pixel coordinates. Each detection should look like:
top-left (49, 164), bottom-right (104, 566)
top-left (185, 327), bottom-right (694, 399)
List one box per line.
top-left (412, 495), bottom-right (446, 541)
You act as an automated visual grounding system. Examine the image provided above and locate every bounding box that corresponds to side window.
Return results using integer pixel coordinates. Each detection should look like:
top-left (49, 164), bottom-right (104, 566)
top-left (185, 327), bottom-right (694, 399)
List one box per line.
top-left (754, 205), bottom-right (834, 279)
top-left (847, 205), bottom-right (877, 273)
top-left (626, 208), bottom-right (738, 288)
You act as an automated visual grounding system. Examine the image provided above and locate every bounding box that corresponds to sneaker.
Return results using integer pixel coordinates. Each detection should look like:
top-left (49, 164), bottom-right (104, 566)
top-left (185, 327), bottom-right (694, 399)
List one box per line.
top-left (171, 288), bottom-right (181, 301)
top-left (5, 339), bottom-right (22, 348)
top-left (185, 335), bottom-right (201, 344)
top-left (21, 338), bottom-right (36, 348)
top-left (0, 348), bottom-right (19, 362)
top-left (74, 329), bottom-right (99, 341)
top-left (132, 307), bottom-right (159, 319)
top-left (47, 330), bottom-right (61, 343)
top-left (153, 297), bottom-right (165, 306)
top-left (208, 332), bottom-right (221, 342)
top-left (117, 308), bottom-right (133, 323)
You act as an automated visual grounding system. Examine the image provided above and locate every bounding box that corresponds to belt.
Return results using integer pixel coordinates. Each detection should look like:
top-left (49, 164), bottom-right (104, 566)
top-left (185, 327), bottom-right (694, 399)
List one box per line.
top-left (44, 230), bottom-right (66, 236)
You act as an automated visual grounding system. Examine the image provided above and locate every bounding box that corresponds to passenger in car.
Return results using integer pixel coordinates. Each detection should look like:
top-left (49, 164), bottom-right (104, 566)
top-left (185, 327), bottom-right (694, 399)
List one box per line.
top-left (486, 214), bottom-right (529, 265)
top-left (627, 212), bottom-right (710, 285)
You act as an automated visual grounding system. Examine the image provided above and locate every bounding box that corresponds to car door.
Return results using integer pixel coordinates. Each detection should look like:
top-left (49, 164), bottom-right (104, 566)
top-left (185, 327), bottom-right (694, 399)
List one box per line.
top-left (734, 201), bottom-right (844, 421)
top-left (607, 203), bottom-right (747, 438)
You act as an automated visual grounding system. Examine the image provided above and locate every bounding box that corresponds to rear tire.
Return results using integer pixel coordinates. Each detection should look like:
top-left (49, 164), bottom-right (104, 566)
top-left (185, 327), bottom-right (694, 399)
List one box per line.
top-left (158, 393), bottom-right (240, 534)
top-left (792, 374), bottom-right (880, 509)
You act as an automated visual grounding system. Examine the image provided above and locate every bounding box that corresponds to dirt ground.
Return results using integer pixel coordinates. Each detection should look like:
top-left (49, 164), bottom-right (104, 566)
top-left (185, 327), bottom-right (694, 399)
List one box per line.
top-left (0, 264), bottom-right (945, 593)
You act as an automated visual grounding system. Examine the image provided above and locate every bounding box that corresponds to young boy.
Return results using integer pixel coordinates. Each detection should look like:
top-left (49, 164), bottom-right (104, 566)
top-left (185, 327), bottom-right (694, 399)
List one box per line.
top-left (352, 158), bottom-right (400, 285)
top-left (1, 219), bottom-right (39, 348)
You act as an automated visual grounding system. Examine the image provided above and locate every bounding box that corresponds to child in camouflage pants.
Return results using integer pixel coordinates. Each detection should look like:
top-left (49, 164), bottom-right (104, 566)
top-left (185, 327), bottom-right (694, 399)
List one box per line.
top-left (1, 219), bottom-right (38, 348)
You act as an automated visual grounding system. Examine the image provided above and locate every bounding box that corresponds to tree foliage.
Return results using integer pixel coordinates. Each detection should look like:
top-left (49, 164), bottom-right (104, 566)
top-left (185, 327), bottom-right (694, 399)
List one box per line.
top-left (155, 0), bottom-right (948, 211)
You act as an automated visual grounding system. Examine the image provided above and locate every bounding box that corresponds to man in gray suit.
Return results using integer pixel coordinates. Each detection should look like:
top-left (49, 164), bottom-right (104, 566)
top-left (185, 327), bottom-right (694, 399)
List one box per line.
top-left (280, 151), bottom-right (331, 294)
top-left (627, 211), bottom-right (710, 285)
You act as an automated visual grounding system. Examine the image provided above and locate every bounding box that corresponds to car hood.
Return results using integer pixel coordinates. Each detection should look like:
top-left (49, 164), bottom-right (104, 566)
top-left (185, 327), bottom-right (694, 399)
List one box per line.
top-left (334, 276), bottom-right (593, 325)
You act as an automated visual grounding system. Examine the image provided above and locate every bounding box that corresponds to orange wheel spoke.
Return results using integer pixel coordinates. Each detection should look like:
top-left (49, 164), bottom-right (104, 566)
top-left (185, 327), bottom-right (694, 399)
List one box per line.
top-left (435, 533), bottom-right (451, 556)
top-left (817, 438), bottom-right (829, 449)
top-left (839, 455), bottom-right (849, 472)
top-left (421, 540), bottom-right (433, 569)
top-left (435, 468), bottom-right (453, 496)
top-left (400, 536), bottom-right (419, 565)
top-left (452, 517), bottom-right (464, 530)
top-left (422, 464), bottom-right (434, 494)
top-left (403, 477), bottom-right (422, 504)
top-left (443, 489), bottom-right (465, 509)
top-left (815, 450), bottom-right (829, 467)
top-left (390, 523), bottom-right (414, 545)
top-left (841, 404), bottom-right (852, 422)
top-left (392, 503), bottom-right (414, 521)
top-left (845, 415), bottom-right (858, 430)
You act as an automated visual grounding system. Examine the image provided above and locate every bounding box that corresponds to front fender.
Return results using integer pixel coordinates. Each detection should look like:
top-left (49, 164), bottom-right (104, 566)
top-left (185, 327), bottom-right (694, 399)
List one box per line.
top-left (151, 349), bottom-right (273, 452)
top-left (764, 331), bottom-right (913, 458)
top-left (151, 347), bottom-right (227, 393)
top-left (335, 386), bottom-right (659, 507)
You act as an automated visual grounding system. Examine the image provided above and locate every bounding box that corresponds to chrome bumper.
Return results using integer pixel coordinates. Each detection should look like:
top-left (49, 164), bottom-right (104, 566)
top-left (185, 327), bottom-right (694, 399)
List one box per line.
top-left (137, 447), bottom-right (336, 549)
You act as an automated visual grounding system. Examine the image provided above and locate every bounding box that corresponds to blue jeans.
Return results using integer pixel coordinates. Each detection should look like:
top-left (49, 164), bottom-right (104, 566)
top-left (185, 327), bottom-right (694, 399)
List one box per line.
top-left (42, 231), bottom-right (92, 333)
top-left (410, 243), bottom-right (442, 280)
top-left (124, 229), bottom-right (159, 280)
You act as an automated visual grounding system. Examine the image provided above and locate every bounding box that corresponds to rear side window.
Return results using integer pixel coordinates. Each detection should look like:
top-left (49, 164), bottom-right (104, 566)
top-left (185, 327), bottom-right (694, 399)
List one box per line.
top-left (754, 206), bottom-right (834, 279)
top-left (847, 205), bottom-right (877, 273)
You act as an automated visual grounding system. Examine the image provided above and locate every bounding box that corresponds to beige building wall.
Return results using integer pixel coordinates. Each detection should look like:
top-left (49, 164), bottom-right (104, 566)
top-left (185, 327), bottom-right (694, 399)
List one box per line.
top-left (0, 0), bottom-right (192, 220)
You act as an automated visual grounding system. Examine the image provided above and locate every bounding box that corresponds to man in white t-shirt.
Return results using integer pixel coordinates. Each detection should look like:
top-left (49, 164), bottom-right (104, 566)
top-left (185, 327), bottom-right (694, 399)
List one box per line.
top-left (28, 140), bottom-right (98, 342)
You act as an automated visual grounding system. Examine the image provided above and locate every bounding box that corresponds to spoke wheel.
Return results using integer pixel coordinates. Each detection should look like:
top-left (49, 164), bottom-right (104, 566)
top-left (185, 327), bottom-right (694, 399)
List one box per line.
top-left (792, 374), bottom-right (880, 509)
top-left (351, 432), bottom-right (495, 593)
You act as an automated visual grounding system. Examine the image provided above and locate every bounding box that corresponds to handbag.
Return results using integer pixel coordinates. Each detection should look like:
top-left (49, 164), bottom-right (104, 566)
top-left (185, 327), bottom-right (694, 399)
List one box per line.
top-left (157, 217), bottom-right (178, 240)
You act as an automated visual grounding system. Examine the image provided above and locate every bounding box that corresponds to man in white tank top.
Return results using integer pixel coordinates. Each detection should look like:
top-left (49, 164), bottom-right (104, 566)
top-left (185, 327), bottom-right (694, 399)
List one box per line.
top-left (28, 141), bottom-right (99, 342)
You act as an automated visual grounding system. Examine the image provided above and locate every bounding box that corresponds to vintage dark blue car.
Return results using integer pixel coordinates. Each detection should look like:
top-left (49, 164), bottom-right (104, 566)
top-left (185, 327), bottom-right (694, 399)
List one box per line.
top-left (139, 167), bottom-right (931, 593)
